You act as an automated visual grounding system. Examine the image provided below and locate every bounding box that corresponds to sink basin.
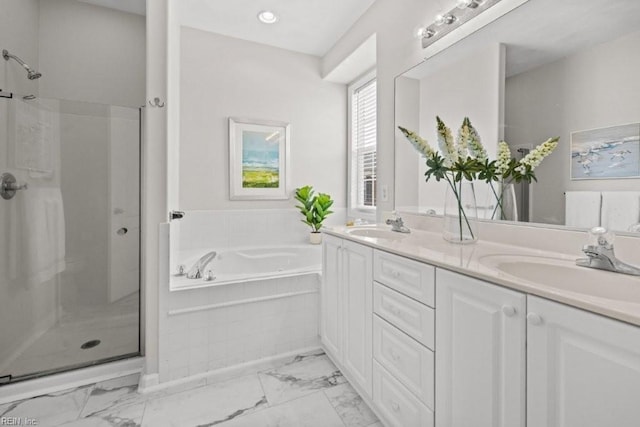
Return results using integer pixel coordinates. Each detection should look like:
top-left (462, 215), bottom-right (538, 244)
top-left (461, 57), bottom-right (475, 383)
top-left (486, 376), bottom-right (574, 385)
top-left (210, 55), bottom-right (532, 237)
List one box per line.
top-left (480, 254), bottom-right (640, 303)
top-left (345, 227), bottom-right (409, 241)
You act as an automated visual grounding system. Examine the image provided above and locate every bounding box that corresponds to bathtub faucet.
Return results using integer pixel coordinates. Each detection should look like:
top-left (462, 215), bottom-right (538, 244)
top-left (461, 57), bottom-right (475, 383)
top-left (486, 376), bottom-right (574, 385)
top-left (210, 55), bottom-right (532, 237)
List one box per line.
top-left (187, 251), bottom-right (217, 279)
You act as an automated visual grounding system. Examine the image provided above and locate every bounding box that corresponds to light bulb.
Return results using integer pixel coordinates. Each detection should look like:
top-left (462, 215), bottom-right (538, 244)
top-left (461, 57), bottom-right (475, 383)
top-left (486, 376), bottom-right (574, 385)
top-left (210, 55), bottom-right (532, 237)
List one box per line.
top-left (257, 10), bottom-right (278, 24)
top-left (415, 27), bottom-right (436, 39)
top-left (435, 14), bottom-right (456, 25)
top-left (457, 0), bottom-right (481, 8)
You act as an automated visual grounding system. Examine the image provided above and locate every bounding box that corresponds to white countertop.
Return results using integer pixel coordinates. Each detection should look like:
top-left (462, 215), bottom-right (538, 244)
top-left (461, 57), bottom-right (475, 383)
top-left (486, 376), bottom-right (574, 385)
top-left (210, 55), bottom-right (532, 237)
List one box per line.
top-left (324, 225), bottom-right (640, 327)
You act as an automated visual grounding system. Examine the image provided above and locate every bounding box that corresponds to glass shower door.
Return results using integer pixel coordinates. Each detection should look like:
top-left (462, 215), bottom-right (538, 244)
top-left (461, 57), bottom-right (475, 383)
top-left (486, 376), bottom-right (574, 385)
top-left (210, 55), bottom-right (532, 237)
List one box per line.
top-left (0, 94), bottom-right (140, 383)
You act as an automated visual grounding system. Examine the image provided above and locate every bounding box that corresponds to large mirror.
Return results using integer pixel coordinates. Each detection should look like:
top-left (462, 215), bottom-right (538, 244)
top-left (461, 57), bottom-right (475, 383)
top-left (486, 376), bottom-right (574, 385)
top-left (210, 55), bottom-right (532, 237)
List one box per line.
top-left (395, 0), bottom-right (640, 234)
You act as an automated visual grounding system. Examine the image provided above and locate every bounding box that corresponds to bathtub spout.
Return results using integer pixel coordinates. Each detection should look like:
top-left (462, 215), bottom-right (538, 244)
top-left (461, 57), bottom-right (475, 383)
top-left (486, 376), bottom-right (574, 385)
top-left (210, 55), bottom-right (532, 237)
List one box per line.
top-left (187, 251), bottom-right (217, 279)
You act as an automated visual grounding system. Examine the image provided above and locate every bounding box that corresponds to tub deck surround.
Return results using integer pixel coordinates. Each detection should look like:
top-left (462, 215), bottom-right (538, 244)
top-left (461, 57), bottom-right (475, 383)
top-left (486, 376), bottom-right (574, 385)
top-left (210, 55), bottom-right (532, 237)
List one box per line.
top-left (323, 223), bottom-right (640, 326)
top-left (0, 352), bottom-right (381, 427)
top-left (171, 245), bottom-right (322, 291)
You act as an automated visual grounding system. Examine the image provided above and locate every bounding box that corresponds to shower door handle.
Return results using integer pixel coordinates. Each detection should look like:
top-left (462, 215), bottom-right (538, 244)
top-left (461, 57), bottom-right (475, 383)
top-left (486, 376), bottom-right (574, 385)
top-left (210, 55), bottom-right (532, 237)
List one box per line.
top-left (1, 172), bottom-right (28, 200)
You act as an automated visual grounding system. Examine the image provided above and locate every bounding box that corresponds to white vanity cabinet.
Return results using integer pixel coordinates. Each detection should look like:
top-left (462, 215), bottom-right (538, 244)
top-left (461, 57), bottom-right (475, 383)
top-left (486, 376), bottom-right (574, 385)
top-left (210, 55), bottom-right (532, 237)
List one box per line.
top-left (372, 250), bottom-right (436, 427)
top-left (435, 268), bottom-right (527, 427)
top-left (527, 296), bottom-right (640, 427)
top-left (321, 234), bottom-right (373, 397)
top-left (322, 231), bottom-right (640, 427)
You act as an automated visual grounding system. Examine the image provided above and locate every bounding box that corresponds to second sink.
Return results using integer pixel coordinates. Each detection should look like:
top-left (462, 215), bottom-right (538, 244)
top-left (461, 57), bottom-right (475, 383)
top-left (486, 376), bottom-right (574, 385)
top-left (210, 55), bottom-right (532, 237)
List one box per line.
top-left (479, 254), bottom-right (640, 304)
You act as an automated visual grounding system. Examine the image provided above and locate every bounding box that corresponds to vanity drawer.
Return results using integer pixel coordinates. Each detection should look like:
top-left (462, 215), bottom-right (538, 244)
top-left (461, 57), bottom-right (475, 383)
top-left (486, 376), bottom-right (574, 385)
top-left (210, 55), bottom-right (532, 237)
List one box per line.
top-left (373, 315), bottom-right (434, 408)
top-left (374, 250), bottom-right (435, 307)
top-left (373, 282), bottom-right (434, 350)
top-left (373, 360), bottom-right (434, 427)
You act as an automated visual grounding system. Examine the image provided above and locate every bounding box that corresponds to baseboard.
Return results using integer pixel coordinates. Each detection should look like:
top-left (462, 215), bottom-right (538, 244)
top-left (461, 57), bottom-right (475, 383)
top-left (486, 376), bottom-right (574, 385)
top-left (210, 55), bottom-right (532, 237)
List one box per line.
top-left (138, 345), bottom-right (322, 395)
top-left (138, 372), bottom-right (159, 391)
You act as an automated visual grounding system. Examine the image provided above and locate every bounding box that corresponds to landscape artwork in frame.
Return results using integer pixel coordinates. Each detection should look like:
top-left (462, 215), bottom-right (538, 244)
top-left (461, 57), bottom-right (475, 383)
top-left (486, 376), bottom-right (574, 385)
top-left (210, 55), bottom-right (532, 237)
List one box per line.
top-left (229, 117), bottom-right (290, 200)
top-left (571, 123), bottom-right (640, 180)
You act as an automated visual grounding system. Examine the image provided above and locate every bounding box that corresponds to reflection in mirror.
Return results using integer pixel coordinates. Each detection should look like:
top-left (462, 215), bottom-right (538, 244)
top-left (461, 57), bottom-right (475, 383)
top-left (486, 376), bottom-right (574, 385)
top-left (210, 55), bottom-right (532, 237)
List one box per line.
top-left (394, 0), bottom-right (640, 234)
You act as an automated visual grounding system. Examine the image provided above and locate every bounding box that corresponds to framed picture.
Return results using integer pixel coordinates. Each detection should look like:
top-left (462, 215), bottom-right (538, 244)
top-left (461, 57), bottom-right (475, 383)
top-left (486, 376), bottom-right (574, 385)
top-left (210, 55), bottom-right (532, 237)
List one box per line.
top-left (229, 117), bottom-right (291, 200)
top-left (570, 122), bottom-right (640, 180)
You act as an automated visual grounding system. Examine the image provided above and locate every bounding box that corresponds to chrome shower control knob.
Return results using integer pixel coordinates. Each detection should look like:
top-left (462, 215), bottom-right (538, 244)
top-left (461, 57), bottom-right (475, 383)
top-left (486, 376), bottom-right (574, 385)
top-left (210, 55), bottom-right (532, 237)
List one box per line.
top-left (527, 312), bottom-right (543, 326)
top-left (203, 270), bottom-right (216, 281)
top-left (175, 264), bottom-right (186, 276)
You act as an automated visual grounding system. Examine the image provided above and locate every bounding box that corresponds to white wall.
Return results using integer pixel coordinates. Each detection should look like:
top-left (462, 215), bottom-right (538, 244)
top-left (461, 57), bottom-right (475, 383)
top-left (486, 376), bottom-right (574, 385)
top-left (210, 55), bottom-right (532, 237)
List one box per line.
top-left (179, 27), bottom-right (347, 211)
top-left (394, 76), bottom-right (420, 212)
top-left (38, 0), bottom-right (145, 107)
top-left (505, 30), bottom-right (640, 225)
top-left (322, 0), bottom-right (447, 220)
top-left (0, 0), bottom-right (40, 97)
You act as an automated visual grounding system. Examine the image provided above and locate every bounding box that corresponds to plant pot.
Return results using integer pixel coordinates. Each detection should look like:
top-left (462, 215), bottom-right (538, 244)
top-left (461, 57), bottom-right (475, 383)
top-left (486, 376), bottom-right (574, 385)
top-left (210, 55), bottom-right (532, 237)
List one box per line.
top-left (309, 232), bottom-right (322, 245)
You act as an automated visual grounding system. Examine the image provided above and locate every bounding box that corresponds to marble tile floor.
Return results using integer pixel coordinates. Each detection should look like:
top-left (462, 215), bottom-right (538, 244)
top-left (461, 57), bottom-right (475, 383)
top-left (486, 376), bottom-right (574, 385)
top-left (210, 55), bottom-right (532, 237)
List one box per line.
top-left (0, 350), bottom-right (383, 427)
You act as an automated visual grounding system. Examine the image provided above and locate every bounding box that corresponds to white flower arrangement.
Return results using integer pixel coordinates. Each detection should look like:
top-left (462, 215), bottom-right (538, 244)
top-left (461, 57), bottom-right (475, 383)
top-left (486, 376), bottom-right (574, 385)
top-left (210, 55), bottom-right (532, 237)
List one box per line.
top-left (496, 141), bottom-right (511, 175)
top-left (461, 117), bottom-right (488, 162)
top-left (399, 118), bottom-right (559, 225)
top-left (398, 126), bottom-right (435, 158)
top-left (516, 137), bottom-right (559, 173)
top-left (437, 116), bottom-right (459, 167)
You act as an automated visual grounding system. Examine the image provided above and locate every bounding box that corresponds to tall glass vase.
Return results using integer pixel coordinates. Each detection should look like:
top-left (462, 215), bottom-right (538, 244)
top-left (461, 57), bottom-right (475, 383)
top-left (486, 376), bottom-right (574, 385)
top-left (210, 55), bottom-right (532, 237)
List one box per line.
top-left (488, 182), bottom-right (518, 221)
top-left (443, 181), bottom-right (478, 244)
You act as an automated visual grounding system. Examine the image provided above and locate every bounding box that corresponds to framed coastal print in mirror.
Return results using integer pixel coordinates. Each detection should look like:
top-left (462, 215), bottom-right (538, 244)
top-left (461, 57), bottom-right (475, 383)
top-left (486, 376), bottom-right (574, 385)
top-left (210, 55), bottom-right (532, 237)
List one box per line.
top-left (570, 123), bottom-right (640, 180)
top-left (229, 117), bottom-right (291, 200)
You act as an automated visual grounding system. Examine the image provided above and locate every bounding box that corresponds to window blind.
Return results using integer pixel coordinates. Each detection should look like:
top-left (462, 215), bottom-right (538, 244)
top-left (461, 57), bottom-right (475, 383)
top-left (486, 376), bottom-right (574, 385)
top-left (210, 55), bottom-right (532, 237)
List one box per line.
top-left (351, 78), bottom-right (377, 209)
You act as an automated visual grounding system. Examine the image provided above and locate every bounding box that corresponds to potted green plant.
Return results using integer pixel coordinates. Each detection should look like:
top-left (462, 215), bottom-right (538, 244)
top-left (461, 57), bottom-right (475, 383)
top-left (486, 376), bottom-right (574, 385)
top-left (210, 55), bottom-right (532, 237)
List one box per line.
top-left (294, 185), bottom-right (334, 244)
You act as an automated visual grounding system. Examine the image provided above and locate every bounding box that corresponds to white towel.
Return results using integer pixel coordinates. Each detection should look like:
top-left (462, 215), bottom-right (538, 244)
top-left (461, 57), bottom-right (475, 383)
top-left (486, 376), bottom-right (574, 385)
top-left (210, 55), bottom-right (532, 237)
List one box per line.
top-left (601, 191), bottom-right (640, 232)
top-left (565, 191), bottom-right (601, 228)
top-left (22, 187), bottom-right (66, 285)
top-left (13, 99), bottom-right (56, 175)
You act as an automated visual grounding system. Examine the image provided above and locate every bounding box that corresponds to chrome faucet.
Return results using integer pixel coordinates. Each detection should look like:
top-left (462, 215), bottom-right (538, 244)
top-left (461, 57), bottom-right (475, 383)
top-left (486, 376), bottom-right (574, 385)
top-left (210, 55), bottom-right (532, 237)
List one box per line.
top-left (187, 251), bottom-right (217, 279)
top-left (386, 216), bottom-right (410, 233)
top-left (576, 227), bottom-right (640, 276)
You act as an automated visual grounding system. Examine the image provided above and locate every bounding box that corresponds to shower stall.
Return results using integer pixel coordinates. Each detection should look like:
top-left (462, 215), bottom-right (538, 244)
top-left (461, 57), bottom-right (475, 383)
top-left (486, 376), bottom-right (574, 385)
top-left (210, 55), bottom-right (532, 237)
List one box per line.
top-left (0, 91), bottom-right (141, 383)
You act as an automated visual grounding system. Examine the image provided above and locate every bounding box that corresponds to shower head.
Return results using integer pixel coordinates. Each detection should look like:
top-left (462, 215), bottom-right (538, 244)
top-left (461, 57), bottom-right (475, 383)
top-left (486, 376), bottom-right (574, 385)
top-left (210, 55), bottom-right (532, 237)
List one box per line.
top-left (2, 49), bottom-right (42, 80)
top-left (27, 70), bottom-right (42, 80)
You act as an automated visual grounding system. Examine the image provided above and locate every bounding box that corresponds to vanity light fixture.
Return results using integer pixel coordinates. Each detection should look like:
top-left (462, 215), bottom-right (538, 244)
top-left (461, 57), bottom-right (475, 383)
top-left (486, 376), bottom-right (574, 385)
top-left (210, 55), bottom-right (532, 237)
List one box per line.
top-left (435, 13), bottom-right (457, 25)
top-left (416, 27), bottom-right (436, 39)
top-left (419, 0), bottom-right (502, 49)
top-left (257, 10), bottom-right (278, 24)
top-left (456, 0), bottom-right (484, 9)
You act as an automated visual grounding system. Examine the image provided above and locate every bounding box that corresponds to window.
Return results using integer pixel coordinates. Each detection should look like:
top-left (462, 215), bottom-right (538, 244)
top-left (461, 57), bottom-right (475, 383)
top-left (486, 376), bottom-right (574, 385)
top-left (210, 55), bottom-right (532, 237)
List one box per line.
top-left (349, 74), bottom-right (377, 216)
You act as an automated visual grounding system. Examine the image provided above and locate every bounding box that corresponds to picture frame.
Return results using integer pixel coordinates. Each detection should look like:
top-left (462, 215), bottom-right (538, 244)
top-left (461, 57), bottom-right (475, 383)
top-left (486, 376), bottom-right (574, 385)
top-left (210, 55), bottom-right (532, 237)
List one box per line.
top-left (229, 117), bottom-right (291, 200)
top-left (570, 122), bottom-right (640, 180)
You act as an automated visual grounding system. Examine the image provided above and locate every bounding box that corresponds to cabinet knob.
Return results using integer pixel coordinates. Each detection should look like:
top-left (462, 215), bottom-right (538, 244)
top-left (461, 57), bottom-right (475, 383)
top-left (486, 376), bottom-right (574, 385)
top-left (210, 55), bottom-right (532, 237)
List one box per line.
top-left (527, 312), bottom-right (543, 326)
top-left (390, 270), bottom-right (401, 278)
top-left (391, 401), bottom-right (401, 412)
top-left (389, 306), bottom-right (403, 318)
top-left (389, 348), bottom-right (401, 362)
top-left (502, 305), bottom-right (516, 317)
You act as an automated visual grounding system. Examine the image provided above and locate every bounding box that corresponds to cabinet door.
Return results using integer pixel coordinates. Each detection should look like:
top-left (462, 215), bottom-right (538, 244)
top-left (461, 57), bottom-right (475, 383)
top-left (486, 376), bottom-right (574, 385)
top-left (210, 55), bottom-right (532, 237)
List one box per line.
top-left (527, 296), bottom-right (640, 427)
top-left (342, 239), bottom-right (374, 396)
top-left (321, 234), bottom-right (343, 360)
top-left (436, 269), bottom-right (526, 427)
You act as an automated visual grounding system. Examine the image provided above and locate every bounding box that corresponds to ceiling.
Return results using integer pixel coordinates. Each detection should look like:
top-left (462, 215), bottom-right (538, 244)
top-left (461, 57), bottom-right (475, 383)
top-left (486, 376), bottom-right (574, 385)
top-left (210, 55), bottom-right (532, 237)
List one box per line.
top-left (177, 0), bottom-right (376, 57)
top-left (76, 0), bottom-right (146, 16)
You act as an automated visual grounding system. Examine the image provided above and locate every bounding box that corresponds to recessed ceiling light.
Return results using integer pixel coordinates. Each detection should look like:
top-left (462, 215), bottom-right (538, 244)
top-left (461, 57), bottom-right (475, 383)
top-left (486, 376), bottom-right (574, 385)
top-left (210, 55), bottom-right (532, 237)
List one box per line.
top-left (257, 10), bottom-right (278, 24)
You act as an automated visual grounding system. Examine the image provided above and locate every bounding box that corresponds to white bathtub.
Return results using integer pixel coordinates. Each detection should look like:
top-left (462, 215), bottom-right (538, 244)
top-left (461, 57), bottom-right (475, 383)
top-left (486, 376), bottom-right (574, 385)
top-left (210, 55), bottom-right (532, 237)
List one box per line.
top-left (171, 245), bottom-right (322, 291)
